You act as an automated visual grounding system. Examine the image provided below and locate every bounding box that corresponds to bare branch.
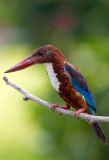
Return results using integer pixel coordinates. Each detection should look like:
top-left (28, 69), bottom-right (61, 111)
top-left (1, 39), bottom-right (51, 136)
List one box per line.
top-left (3, 76), bottom-right (109, 124)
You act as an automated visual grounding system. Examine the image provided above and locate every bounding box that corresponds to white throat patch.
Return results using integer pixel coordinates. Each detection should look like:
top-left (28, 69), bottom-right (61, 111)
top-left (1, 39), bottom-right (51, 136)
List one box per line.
top-left (44, 63), bottom-right (60, 92)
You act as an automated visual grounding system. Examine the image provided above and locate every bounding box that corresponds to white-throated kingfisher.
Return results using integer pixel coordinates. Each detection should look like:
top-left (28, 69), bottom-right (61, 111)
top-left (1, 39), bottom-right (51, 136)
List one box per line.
top-left (5, 45), bottom-right (107, 144)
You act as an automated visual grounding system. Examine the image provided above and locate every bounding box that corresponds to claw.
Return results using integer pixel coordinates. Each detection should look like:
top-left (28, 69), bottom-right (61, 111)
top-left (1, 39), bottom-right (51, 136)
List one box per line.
top-left (74, 108), bottom-right (86, 120)
top-left (74, 112), bottom-right (80, 120)
top-left (51, 104), bottom-right (70, 115)
top-left (51, 104), bottom-right (60, 111)
top-left (58, 113), bottom-right (62, 115)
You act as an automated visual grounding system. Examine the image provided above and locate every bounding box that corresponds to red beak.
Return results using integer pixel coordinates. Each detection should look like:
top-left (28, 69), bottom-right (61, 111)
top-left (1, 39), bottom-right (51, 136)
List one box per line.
top-left (4, 55), bottom-right (38, 73)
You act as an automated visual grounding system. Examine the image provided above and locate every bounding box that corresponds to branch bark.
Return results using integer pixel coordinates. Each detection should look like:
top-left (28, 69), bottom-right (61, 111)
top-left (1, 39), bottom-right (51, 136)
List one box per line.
top-left (3, 76), bottom-right (109, 124)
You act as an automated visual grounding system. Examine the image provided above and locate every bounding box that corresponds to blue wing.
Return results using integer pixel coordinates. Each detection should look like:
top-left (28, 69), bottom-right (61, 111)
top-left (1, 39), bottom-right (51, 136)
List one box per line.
top-left (64, 62), bottom-right (96, 112)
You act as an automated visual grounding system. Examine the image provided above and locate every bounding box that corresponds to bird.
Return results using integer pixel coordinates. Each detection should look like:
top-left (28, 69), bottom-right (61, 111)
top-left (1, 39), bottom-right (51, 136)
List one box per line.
top-left (5, 45), bottom-right (107, 144)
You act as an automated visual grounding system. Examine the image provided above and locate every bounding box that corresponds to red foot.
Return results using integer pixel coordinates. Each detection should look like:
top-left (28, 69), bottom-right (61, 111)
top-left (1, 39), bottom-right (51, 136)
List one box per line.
top-left (51, 104), bottom-right (60, 111)
top-left (51, 104), bottom-right (70, 115)
top-left (74, 108), bottom-right (86, 120)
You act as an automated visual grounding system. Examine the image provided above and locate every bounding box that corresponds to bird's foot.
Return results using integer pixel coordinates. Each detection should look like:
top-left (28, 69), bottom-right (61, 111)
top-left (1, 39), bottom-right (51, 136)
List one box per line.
top-left (74, 108), bottom-right (86, 120)
top-left (58, 105), bottom-right (70, 115)
top-left (51, 104), bottom-right (61, 112)
top-left (51, 104), bottom-right (70, 115)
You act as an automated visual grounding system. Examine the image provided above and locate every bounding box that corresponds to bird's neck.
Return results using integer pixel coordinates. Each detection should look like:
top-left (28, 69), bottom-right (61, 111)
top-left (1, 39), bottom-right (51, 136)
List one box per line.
top-left (44, 62), bottom-right (65, 92)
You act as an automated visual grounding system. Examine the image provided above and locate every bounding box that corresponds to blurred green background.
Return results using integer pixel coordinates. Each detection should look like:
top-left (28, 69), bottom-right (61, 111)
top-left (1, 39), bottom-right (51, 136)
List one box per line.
top-left (0, 0), bottom-right (109, 160)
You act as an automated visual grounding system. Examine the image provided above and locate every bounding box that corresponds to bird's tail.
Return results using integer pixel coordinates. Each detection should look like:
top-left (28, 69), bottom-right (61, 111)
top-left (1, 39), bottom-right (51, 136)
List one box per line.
top-left (91, 122), bottom-right (107, 145)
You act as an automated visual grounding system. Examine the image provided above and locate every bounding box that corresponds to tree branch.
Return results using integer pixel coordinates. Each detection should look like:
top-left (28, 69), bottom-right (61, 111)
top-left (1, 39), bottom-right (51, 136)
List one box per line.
top-left (3, 76), bottom-right (109, 124)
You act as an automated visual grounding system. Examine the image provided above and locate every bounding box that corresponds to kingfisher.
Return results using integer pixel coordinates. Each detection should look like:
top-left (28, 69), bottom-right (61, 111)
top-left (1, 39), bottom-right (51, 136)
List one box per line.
top-left (5, 45), bottom-right (107, 144)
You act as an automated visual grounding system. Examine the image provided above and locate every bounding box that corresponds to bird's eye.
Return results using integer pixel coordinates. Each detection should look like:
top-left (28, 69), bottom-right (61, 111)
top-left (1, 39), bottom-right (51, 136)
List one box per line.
top-left (38, 51), bottom-right (43, 56)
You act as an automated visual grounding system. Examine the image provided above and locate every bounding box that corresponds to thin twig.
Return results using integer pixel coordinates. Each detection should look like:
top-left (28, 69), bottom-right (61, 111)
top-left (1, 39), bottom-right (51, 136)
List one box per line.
top-left (3, 76), bottom-right (109, 124)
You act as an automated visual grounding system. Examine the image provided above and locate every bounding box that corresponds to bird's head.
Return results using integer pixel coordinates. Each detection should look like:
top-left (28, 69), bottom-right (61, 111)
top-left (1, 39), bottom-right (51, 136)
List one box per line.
top-left (5, 45), bottom-right (66, 73)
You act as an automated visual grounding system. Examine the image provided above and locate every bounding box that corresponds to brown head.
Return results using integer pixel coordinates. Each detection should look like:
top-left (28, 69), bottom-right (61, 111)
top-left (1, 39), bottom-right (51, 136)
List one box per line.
top-left (4, 45), bottom-right (66, 73)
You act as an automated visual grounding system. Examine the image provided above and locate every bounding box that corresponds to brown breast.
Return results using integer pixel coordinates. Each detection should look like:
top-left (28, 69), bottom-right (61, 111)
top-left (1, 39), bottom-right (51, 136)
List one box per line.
top-left (52, 63), bottom-right (89, 110)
